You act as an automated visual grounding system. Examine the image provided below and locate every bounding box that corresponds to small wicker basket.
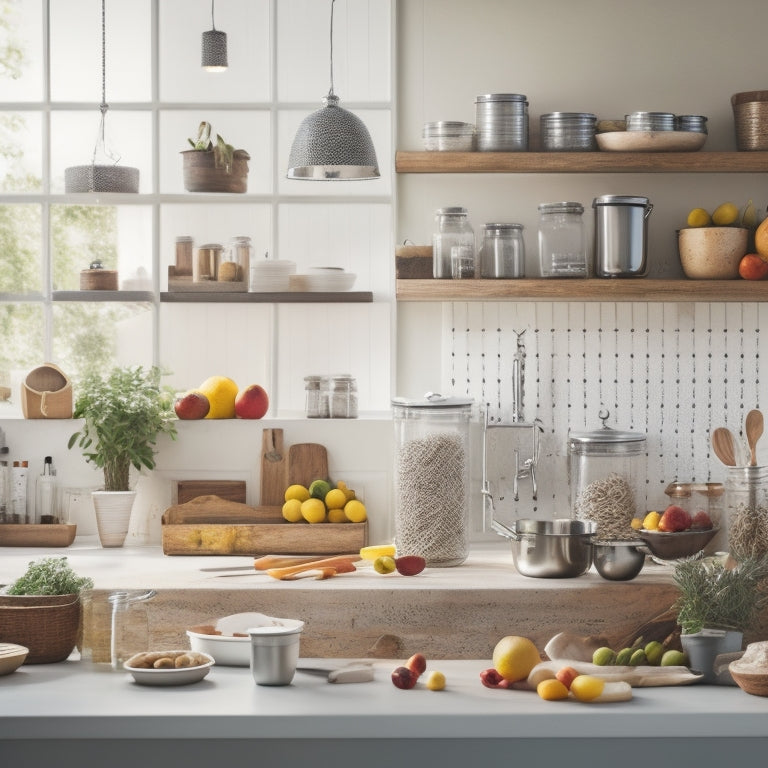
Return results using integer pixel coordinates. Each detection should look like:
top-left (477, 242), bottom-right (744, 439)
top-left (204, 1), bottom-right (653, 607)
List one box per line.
top-left (732, 91), bottom-right (768, 151)
top-left (181, 149), bottom-right (250, 193)
top-left (21, 363), bottom-right (73, 419)
top-left (0, 594), bottom-right (81, 664)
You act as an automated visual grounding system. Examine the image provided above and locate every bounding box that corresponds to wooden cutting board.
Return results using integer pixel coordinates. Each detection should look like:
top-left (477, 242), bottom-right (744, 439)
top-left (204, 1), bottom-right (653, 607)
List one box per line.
top-left (176, 480), bottom-right (246, 505)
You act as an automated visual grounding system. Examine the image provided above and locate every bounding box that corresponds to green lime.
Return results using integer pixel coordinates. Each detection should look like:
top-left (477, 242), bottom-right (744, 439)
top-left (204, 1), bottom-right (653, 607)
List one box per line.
top-left (373, 556), bottom-right (396, 574)
top-left (309, 479), bottom-right (332, 500)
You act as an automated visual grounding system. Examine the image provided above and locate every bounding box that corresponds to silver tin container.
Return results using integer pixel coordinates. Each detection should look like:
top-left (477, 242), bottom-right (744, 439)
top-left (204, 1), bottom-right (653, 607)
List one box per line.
top-left (677, 115), bottom-right (709, 134)
top-left (475, 93), bottom-right (528, 152)
top-left (540, 112), bottom-right (597, 151)
top-left (248, 623), bottom-right (304, 686)
top-left (422, 121), bottom-right (476, 151)
top-left (592, 195), bottom-right (653, 278)
top-left (625, 111), bottom-right (676, 131)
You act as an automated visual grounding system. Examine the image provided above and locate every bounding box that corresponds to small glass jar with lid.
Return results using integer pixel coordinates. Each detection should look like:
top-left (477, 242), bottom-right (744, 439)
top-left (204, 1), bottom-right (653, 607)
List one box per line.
top-left (725, 466), bottom-right (768, 562)
top-left (538, 202), bottom-right (587, 277)
top-left (219, 235), bottom-right (251, 282)
top-left (329, 375), bottom-right (358, 419)
top-left (304, 375), bottom-right (329, 418)
top-left (479, 223), bottom-right (525, 278)
top-left (568, 410), bottom-right (647, 542)
top-left (194, 243), bottom-right (223, 282)
top-left (433, 207), bottom-right (475, 279)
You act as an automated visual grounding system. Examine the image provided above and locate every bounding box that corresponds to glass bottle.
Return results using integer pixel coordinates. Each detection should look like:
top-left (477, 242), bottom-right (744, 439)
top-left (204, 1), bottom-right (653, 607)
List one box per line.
top-left (538, 202), bottom-right (587, 277)
top-left (392, 394), bottom-right (473, 566)
top-left (35, 456), bottom-right (58, 524)
top-left (433, 207), bottom-right (475, 279)
top-left (0, 459), bottom-right (9, 523)
top-left (479, 223), bottom-right (525, 278)
top-left (724, 466), bottom-right (768, 562)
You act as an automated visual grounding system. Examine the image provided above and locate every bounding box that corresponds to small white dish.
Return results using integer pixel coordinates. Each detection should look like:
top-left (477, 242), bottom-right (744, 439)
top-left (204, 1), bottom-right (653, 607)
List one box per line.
top-left (124, 651), bottom-right (214, 686)
top-left (596, 130), bottom-right (706, 152)
top-left (187, 631), bottom-right (250, 666)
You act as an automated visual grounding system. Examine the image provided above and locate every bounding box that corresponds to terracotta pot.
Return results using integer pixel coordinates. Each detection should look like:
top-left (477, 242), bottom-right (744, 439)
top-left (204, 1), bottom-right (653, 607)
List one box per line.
top-left (181, 149), bottom-right (249, 193)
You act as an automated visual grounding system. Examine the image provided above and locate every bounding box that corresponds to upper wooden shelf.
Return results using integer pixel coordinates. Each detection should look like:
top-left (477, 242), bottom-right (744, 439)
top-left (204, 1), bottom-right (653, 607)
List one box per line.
top-left (396, 278), bottom-right (768, 302)
top-left (160, 291), bottom-right (373, 303)
top-left (395, 151), bottom-right (768, 174)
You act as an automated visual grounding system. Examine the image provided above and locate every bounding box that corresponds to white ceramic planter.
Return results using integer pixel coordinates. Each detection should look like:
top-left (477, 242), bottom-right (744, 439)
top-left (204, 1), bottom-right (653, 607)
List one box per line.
top-left (681, 629), bottom-right (743, 684)
top-left (92, 491), bottom-right (136, 548)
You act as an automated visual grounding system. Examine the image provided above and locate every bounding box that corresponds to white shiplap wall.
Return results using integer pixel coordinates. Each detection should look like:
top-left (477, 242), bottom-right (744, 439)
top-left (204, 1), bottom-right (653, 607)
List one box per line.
top-left (447, 301), bottom-right (767, 517)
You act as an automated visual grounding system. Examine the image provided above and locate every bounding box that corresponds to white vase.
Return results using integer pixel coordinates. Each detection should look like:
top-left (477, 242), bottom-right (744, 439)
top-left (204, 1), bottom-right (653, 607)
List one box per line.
top-left (92, 491), bottom-right (136, 548)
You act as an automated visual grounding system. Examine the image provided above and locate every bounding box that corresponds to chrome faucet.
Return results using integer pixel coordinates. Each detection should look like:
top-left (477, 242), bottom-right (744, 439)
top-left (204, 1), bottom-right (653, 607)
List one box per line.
top-left (511, 329), bottom-right (525, 423)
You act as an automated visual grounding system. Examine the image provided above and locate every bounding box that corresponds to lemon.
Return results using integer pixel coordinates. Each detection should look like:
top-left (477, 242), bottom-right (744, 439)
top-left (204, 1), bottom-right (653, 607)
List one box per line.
top-left (282, 499), bottom-right (303, 523)
top-left (741, 199), bottom-right (758, 229)
top-left (325, 488), bottom-right (347, 509)
top-left (686, 207), bottom-right (711, 228)
top-left (327, 507), bottom-right (347, 523)
top-left (492, 635), bottom-right (541, 683)
top-left (284, 484), bottom-right (310, 503)
top-left (643, 510), bottom-right (661, 530)
top-left (712, 202), bottom-right (739, 226)
top-left (309, 479), bottom-right (332, 500)
top-left (344, 499), bottom-right (367, 523)
top-left (197, 375), bottom-right (238, 419)
top-left (360, 543), bottom-right (396, 561)
top-left (337, 480), bottom-right (356, 501)
top-left (301, 498), bottom-right (326, 524)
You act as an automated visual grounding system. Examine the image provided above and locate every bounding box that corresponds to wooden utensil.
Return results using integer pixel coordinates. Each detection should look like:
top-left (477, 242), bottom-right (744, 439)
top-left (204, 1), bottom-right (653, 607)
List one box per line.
top-left (287, 442), bottom-right (329, 488)
top-left (260, 428), bottom-right (286, 506)
top-left (745, 409), bottom-right (764, 466)
top-left (712, 427), bottom-right (737, 467)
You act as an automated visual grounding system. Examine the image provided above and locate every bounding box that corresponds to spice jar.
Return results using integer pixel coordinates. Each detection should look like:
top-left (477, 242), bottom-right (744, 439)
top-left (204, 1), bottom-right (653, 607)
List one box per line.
top-left (568, 411), bottom-right (646, 542)
top-left (194, 243), bottom-right (223, 282)
top-left (538, 202), bottom-right (587, 277)
top-left (725, 466), bottom-right (768, 562)
top-left (174, 236), bottom-right (193, 276)
top-left (329, 375), bottom-right (358, 419)
top-left (304, 376), bottom-right (329, 418)
top-left (479, 223), bottom-right (525, 278)
top-left (219, 235), bottom-right (251, 282)
top-left (433, 207), bottom-right (475, 279)
top-left (392, 394), bottom-right (473, 566)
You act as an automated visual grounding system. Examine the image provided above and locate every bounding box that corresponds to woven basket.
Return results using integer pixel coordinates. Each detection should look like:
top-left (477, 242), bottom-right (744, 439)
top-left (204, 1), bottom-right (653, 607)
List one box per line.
top-left (64, 164), bottom-right (139, 193)
top-left (181, 149), bottom-right (250, 193)
top-left (21, 363), bottom-right (73, 419)
top-left (0, 594), bottom-right (81, 664)
top-left (732, 91), bottom-right (768, 151)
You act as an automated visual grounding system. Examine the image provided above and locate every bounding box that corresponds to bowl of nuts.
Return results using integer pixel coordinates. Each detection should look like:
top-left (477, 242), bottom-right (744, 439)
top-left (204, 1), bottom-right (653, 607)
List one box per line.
top-left (123, 649), bottom-right (214, 686)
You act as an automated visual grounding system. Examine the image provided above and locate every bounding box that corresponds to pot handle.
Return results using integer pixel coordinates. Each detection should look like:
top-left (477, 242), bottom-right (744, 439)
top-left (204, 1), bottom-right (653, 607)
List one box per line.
top-left (644, 202), bottom-right (654, 220)
top-left (491, 518), bottom-right (521, 541)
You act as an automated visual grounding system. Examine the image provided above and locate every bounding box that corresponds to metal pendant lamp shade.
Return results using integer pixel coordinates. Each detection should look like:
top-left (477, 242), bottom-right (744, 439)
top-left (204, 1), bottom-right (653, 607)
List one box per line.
top-left (287, 0), bottom-right (379, 180)
top-left (201, 0), bottom-right (227, 71)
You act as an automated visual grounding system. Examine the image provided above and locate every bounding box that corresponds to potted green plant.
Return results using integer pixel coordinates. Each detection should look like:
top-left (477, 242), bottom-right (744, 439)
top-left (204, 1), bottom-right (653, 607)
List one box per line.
top-left (0, 556), bottom-right (94, 664)
top-left (673, 554), bottom-right (768, 682)
top-left (181, 121), bottom-right (250, 193)
top-left (68, 365), bottom-right (177, 547)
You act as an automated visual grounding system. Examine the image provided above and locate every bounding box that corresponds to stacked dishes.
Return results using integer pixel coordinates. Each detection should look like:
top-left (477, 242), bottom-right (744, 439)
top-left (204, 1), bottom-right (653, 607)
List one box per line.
top-left (475, 93), bottom-right (528, 151)
top-left (540, 113), bottom-right (597, 151)
top-left (249, 259), bottom-right (296, 292)
top-left (625, 111), bottom-right (676, 131)
top-left (422, 121), bottom-right (475, 151)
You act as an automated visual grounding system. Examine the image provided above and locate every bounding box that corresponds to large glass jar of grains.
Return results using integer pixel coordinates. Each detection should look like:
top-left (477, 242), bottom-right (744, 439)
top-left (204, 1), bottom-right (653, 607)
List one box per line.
top-left (392, 394), bottom-right (473, 566)
top-left (724, 466), bottom-right (768, 562)
top-left (568, 411), bottom-right (647, 542)
top-left (432, 207), bottom-right (475, 279)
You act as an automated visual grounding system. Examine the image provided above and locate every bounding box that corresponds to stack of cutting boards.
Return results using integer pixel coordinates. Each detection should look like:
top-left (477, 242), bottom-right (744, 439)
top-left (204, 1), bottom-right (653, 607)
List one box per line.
top-left (161, 428), bottom-right (368, 556)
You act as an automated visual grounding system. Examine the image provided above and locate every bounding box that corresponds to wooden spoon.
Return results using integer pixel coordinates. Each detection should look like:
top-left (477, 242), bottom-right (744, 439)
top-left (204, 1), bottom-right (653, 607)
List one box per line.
top-left (745, 409), bottom-right (764, 466)
top-left (712, 427), bottom-right (737, 467)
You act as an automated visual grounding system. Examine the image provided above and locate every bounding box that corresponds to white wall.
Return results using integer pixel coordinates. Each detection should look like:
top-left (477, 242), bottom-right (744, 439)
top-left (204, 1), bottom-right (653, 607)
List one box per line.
top-left (395, 0), bottom-right (768, 522)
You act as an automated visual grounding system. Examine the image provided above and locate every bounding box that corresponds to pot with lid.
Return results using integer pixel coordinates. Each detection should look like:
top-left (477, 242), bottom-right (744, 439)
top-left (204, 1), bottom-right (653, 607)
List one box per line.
top-left (593, 195), bottom-right (653, 278)
top-left (568, 410), bottom-right (647, 542)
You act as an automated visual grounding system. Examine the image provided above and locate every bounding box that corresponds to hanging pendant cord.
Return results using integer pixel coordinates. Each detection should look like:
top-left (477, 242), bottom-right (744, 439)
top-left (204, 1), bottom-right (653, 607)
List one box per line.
top-left (211, 0), bottom-right (217, 31)
top-left (100, 0), bottom-right (107, 114)
top-left (328, 0), bottom-right (335, 97)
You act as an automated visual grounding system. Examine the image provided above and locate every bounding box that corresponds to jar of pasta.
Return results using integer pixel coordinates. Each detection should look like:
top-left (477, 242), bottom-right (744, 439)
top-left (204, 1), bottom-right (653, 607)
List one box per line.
top-left (568, 410), bottom-right (646, 542)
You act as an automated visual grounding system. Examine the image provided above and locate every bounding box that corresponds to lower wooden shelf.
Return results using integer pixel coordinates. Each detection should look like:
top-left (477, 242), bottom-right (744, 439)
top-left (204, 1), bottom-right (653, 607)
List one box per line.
top-left (160, 291), bottom-right (373, 303)
top-left (396, 278), bottom-right (768, 302)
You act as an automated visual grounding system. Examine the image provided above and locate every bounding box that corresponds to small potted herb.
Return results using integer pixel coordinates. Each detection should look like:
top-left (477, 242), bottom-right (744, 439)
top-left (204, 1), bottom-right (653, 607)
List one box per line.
top-left (181, 121), bottom-right (250, 193)
top-left (68, 365), bottom-right (177, 547)
top-left (673, 554), bottom-right (768, 682)
top-left (0, 556), bottom-right (94, 663)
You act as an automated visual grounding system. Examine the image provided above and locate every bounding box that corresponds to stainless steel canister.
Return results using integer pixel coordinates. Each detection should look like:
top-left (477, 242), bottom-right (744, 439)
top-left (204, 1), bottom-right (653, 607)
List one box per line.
top-left (540, 112), bottom-right (597, 151)
top-left (475, 93), bottom-right (528, 152)
top-left (592, 195), bottom-right (653, 277)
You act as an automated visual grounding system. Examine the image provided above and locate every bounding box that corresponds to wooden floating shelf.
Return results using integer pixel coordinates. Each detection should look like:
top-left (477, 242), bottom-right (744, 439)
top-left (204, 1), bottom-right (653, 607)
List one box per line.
top-left (52, 290), bottom-right (155, 302)
top-left (396, 278), bottom-right (768, 303)
top-left (395, 151), bottom-right (768, 174)
top-left (160, 291), bottom-right (373, 303)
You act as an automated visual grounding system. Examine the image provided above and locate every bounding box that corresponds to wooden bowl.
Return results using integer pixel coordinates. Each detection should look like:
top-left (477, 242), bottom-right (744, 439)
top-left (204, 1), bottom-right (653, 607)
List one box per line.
top-left (638, 527), bottom-right (718, 560)
top-left (729, 667), bottom-right (768, 697)
top-left (0, 643), bottom-right (29, 675)
top-left (678, 227), bottom-right (748, 279)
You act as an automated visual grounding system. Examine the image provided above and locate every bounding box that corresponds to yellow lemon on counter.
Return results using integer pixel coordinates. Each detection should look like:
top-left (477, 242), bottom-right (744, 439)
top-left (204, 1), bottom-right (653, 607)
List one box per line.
top-left (301, 498), bottom-right (327, 524)
top-left (327, 507), bottom-right (348, 523)
top-left (686, 208), bottom-right (712, 228)
top-left (284, 484), bottom-right (310, 503)
top-left (643, 510), bottom-right (661, 530)
top-left (360, 543), bottom-right (396, 561)
top-left (282, 499), bottom-right (303, 523)
top-left (325, 488), bottom-right (347, 509)
top-left (492, 635), bottom-right (541, 683)
top-left (712, 202), bottom-right (739, 226)
top-left (197, 375), bottom-right (238, 419)
top-left (344, 499), bottom-right (367, 523)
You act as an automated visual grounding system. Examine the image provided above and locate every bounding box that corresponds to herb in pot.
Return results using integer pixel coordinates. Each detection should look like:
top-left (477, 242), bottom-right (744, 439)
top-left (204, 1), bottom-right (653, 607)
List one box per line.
top-left (2, 556), bottom-right (94, 596)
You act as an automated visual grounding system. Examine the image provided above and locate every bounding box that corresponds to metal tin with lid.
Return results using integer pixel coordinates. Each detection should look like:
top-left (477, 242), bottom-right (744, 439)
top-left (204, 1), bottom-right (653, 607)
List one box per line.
top-left (475, 93), bottom-right (528, 152)
top-left (568, 411), bottom-right (647, 542)
top-left (422, 121), bottom-right (476, 151)
top-left (593, 195), bottom-right (653, 278)
top-left (392, 394), bottom-right (474, 567)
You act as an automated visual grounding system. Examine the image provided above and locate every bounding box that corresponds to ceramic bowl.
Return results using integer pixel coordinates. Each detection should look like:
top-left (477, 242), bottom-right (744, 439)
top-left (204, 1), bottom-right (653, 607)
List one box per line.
top-left (728, 640), bottom-right (768, 696)
top-left (678, 227), bottom-right (748, 279)
top-left (123, 650), bottom-right (214, 686)
top-left (592, 540), bottom-right (646, 580)
top-left (729, 668), bottom-right (768, 697)
top-left (186, 629), bottom-right (250, 667)
top-left (0, 643), bottom-right (29, 676)
top-left (638, 527), bottom-right (718, 560)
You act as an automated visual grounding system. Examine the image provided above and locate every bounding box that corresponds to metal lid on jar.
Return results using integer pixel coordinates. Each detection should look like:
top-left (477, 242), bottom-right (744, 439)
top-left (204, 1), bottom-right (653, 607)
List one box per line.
top-left (423, 121), bottom-right (475, 136)
top-left (483, 222), bottom-right (523, 232)
top-left (538, 202), bottom-right (584, 215)
top-left (592, 195), bottom-right (650, 207)
top-left (569, 410), bottom-right (646, 444)
top-left (476, 93), bottom-right (528, 103)
top-left (436, 206), bottom-right (469, 216)
top-left (392, 392), bottom-right (473, 409)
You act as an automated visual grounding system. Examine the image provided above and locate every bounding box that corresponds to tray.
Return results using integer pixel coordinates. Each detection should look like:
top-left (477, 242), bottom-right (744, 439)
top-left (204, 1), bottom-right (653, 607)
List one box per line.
top-left (0, 523), bottom-right (77, 548)
top-left (596, 130), bottom-right (707, 152)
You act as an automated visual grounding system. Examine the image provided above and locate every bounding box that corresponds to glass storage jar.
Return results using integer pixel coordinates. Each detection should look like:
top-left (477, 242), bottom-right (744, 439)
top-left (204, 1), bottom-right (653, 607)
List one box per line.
top-left (568, 411), bottom-right (646, 542)
top-left (433, 207), bottom-right (475, 279)
top-left (479, 223), bottom-right (525, 278)
top-left (538, 202), bottom-right (587, 277)
top-left (724, 465), bottom-right (768, 562)
top-left (304, 375), bottom-right (329, 418)
top-left (328, 375), bottom-right (358, 419)
top-left (194, 243), bottom-right (223, 282)
top-left (392, 394), bottom-right (473, 566)
top-left (219, 235), bottom-right (251, 282)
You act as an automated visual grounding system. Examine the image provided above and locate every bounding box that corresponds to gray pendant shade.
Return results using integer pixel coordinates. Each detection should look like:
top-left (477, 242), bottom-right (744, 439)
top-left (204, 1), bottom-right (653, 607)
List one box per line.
top-left (287, 95), bottom-right (380, 180)
top-left (201, 28), bottom-right (228, 71)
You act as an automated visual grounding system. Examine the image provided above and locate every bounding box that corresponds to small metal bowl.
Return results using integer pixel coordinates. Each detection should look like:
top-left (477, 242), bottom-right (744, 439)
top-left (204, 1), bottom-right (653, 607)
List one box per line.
top-left (593, 540), bottom-right (645, 581)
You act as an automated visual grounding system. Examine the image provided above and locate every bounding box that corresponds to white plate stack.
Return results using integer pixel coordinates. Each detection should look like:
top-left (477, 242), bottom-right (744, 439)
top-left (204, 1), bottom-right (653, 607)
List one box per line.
top-left (249, 260), bottom-right (296, 292)
top-left (289, 267), bottom-right (356, 292)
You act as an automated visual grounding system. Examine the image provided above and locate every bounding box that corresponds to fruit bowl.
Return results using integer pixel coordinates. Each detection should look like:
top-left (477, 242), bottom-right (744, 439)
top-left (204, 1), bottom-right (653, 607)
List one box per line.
top-left (637, 527), bottom-right (719, 560)
top-left (678, 227), bottom-right (748, 279)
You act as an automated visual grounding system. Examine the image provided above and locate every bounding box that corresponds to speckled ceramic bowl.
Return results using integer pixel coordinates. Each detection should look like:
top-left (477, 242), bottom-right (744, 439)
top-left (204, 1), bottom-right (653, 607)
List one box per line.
top-left (678, 226), bottom-right (748, 279)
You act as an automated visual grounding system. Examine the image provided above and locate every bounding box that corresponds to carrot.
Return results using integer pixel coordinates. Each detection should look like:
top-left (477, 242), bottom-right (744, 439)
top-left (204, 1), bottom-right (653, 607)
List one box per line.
top-left (253, 554), bottom-right (332, 570)
top-left (265, 555), bottom-right (359, 580)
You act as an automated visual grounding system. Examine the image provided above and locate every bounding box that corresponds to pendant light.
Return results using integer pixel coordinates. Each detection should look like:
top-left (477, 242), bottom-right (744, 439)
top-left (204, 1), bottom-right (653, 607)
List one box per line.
top-left (201, 0), bottom-right (228, 72)
top-left (287, 0), bottom-right (380, 180)
top-left (64, 0), bottom-right (139, 193)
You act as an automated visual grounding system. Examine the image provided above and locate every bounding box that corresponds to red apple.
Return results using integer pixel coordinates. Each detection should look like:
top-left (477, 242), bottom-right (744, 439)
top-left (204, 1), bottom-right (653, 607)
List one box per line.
top-left (234, 384), bottom-right (269, 419)
top-left (658, 504), bottom-right (692, 532)
top-left (174, 391), bottom-right (210, 420)
top-left (555, 665), bottom-right (580, 690)
top-left (691, 510), bottom-right (713, 530)
top-left (391, 666), bottom-right (418, 689)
